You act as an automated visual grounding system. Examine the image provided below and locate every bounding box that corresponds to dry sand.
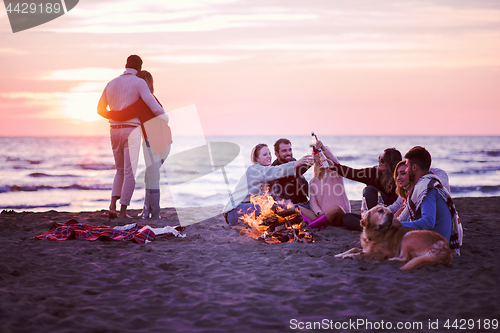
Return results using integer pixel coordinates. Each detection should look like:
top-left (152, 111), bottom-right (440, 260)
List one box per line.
top-left (1, 197), bottom-right (499, 333)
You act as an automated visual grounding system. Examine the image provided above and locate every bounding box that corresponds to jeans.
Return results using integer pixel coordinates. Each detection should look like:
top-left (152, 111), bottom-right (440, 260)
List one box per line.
top-left (342, 213), bottom-right (363, 231)
top-left (363, 185), bottom-right (389, 209)
top-left (142, 139), bottom-right (171, 191)
top-left (296, 202), bottom-right (311, 210)
top-left (342, 186), bottom-right (390, 231)
top-left (111, 126), bottom-right (141, 206)
top-left (226, 202), bottom-right (261, 226)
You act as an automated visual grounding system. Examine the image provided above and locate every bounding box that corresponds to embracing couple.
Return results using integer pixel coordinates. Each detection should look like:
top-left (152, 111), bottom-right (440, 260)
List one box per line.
top-left (97, 55), bottom-right (173, 219)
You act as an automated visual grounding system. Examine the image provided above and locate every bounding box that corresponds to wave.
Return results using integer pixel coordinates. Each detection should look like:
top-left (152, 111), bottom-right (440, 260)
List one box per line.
top-left (59, 184), bottom-right (113, 190)
top-left (0, 184), bottom-right (112, 193)
top-left (3, 157), bottom-right (43, 165)
top-left (77, 163), bottom-right (115, 170)
top-left (462, 149), bottom-right (500, 158)
top-left (4, 157), bottom-right (42, 164)
top-left (475, 149), bottom-right (500, 157)
top-left (451, 185), bottom-right (500, 194)
top-left (13, 166), bottom-right (32, 170)
top-left (29, 172), bottom-right (79, 178)
top-left (0, 203), bottom-right (70, 210)
top-left (451, 166), bottom-right (500, 174)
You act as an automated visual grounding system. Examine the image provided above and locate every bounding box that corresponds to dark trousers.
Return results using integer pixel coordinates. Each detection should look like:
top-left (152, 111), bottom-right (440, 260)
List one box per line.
top-left (341, 186), bottom-right (389, 231)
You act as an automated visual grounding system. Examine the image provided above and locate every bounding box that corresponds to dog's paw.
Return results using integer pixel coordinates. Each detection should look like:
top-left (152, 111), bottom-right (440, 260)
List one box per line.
top-left (336, 252), bottom-right (360, 259)
top-left (335, 248), bottom-right (362, 259)
top-left (342, 253), bottom-right (360, 259)
top-left (388, 256), bottom-right (405, 262)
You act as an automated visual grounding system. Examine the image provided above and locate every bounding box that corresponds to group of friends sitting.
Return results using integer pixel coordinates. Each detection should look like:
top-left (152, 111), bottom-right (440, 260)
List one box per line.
top-left (222, 138), bottom-right (462, 254)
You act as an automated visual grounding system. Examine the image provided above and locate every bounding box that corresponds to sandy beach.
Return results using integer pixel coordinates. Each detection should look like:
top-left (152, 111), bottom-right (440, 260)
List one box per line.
top-left (1, 196), bottom-right (499, 333)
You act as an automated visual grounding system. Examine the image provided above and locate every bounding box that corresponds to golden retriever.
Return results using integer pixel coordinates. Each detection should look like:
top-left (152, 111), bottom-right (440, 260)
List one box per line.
top-left (335, 205), bottom-right (453, 270)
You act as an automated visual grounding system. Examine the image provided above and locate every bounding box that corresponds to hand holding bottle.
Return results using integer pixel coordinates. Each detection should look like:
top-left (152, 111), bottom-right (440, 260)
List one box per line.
top-left (295, 155), bottom-right (314, 167)
top-left (310, 132), bottom-right (329, 168)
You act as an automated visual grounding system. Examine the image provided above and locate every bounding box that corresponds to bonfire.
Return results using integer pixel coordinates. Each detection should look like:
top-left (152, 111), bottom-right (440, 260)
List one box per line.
top-left (239, 194), bottom-right (314, 243)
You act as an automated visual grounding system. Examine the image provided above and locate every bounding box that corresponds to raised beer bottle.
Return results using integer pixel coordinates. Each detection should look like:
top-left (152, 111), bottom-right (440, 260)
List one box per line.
top-left (377, 191), bottom-right (385, 206)
top-left (361, 197), bottom-right (368, 218)
top-left (311, 132), bottom-right (329, 168)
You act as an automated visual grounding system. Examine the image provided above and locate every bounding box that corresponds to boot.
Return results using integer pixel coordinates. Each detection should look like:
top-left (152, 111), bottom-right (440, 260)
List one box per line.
top-left (149, 189), bottom-right (161, 219)
top-left (308, 214), bottom-right (330, 229)
top-left (138, 189), bottom-right (151, 219)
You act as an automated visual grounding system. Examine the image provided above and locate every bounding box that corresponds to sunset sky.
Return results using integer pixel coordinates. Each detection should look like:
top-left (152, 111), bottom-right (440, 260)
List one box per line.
top-left (0, 0), bottom-right (499, 137)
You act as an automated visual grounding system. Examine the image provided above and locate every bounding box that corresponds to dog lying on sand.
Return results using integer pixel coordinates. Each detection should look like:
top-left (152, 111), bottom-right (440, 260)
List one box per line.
top-left (335, 205), bottom-right (453, 270)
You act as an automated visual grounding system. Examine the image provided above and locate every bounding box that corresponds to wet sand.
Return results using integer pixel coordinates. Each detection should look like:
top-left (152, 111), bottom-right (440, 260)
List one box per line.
top-left (1, 197), bottom-right (499, 333)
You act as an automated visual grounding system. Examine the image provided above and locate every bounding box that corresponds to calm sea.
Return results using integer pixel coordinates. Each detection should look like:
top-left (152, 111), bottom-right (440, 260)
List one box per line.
top-left (0, 136), bottom-right (499, 212)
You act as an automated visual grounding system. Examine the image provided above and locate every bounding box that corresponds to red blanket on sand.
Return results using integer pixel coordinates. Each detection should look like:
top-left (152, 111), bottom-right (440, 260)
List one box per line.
top-left (35, 219), bottom-right (155, 244)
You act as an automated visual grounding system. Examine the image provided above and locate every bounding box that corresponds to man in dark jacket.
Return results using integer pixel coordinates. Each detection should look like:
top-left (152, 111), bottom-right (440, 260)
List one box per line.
top-left (271, 138), bottom-right (311, 207)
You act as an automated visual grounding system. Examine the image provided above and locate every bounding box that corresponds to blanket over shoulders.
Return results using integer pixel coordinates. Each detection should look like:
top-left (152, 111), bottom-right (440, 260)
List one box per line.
top-left (405, 173), bottom-right (463, 255)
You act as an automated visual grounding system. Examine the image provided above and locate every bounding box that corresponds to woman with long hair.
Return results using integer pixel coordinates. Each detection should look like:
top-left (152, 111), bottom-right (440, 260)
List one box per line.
top-left (298, 144), bottom-right (351, 229)
top-left (330, 147), bottom-right (402, 231)
top-left (331, 147), bottom-right (402, 207)
top-left (388, 160), bottom-right (415, 219)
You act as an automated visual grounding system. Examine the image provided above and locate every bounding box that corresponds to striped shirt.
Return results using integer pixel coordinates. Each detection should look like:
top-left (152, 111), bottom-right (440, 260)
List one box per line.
top-left (98, 68), bottom-right (166, 126)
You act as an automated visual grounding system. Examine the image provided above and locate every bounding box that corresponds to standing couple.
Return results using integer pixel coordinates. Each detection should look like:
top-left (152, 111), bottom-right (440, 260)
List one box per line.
top-left (97, 55), bottom-right (172, 219)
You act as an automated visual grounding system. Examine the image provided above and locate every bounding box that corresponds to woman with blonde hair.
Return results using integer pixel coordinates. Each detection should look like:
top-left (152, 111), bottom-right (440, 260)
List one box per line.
top-left (388, 160), bottom-right (414, 219)
top-left (298, 143), bottom-right (351, 229)
top-left (222, 143), bottom-right (313, 226)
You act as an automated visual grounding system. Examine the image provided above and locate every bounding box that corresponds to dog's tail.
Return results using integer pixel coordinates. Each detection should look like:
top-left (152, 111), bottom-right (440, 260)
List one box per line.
top-left (400, 240), bottom-right (453, 271)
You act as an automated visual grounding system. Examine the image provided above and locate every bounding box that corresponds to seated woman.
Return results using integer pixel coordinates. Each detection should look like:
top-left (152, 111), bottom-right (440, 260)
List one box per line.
top-left (332, 147), bottom-right (402, 207)
top-left (222, 143), bottom-right (312, 226)
top-left (299, 144), bottom-right (351, 229)
top-left (388, 160), bottom-right (415, 220)
top-left (330, 147), bottom-right (402, 231)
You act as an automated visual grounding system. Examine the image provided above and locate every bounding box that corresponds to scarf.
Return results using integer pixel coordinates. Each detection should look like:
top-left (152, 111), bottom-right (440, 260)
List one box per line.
top-left (406, 173), bottom-right (463, 256)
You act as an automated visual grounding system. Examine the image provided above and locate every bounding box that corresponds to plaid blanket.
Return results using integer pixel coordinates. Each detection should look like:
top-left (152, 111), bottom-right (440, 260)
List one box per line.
top-left (407, 173), bottom-right (463, 256)
top-left (35, 219), bottom-right (160, 244)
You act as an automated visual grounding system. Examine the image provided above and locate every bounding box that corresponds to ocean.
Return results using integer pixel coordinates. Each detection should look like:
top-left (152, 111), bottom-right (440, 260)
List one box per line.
top-left (1, 135), bottom-right (499, 213)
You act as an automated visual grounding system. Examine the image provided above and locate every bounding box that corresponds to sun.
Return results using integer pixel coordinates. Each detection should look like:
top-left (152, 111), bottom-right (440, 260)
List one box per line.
top-left (61, 92), bottom-right (103, 122)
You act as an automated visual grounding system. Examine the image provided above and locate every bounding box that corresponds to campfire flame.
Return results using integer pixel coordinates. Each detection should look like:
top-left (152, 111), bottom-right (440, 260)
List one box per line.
top-left (239, 194), bottom-right (314, 243)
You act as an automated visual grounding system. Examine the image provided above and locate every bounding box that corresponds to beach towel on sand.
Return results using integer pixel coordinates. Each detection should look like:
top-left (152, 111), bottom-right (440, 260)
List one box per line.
top-left (35, 219), bottom-right (185, 244)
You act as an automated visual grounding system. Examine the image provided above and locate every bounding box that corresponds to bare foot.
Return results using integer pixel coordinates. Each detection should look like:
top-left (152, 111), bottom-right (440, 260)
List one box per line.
top-left (117, 204), bottom-right (131, 219)
top-left (110, 196), bottom-right (119, 213)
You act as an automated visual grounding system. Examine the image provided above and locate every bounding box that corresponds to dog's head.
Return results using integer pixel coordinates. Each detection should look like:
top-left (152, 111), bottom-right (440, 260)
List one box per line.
top-left (360, 205), bottom-right (395, 235)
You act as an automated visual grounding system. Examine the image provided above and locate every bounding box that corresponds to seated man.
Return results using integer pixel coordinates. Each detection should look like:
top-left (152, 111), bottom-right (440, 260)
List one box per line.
top-left (270, 138), bottom-right (311, 207)
top-left (398, 146), bottom-right (462, 254)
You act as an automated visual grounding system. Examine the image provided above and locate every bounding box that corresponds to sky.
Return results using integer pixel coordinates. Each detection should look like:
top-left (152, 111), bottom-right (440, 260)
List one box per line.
top-left (0, 0), bottom-right (499, 137)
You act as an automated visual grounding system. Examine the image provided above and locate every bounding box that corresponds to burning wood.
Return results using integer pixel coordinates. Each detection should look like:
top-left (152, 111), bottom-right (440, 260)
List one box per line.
top-left (239, 194), bottom-right (314, 243)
